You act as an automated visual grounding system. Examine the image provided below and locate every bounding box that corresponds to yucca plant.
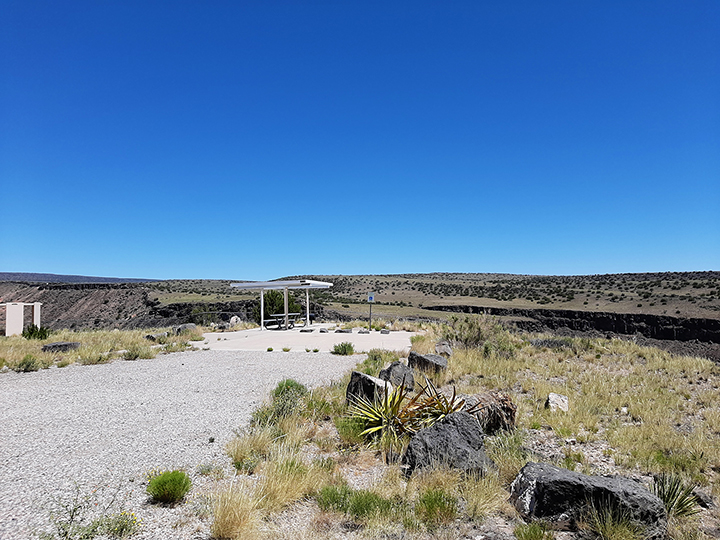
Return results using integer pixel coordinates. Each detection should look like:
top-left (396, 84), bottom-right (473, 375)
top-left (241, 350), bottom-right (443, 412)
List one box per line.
top-left (652, 473), bottom-right (700, 518)
top-left (347, 376), bottom-right (474, 458)
top-left (347, 383), bottom-right (422, 457)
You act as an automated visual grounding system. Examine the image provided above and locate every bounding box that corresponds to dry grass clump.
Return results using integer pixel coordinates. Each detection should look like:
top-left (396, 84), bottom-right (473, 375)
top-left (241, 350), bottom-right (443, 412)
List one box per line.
top-left (211, 479), bottom-right (262, 540)
top-left (255, 444), bottom-right (334, 513)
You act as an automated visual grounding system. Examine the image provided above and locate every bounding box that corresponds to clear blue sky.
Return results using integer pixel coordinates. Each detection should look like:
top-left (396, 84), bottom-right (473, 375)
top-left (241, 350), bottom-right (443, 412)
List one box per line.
top-left (1, 1), bottom-right (718, 280)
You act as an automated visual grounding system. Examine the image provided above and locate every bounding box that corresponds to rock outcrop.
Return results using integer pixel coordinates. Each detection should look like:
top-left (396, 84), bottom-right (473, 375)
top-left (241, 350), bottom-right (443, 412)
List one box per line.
top-left (346, 371), bottom-right (392, 404)
top-left (510, 462), bottom-right (667, 538)
top-left (462, 391), bottom-right (516, 434)
top-left (378, 361), bottom-right (415, 391)
top-left (408, 351), bottom-right (447, 373)
top-left (402, 411), bottom-right (493, 477)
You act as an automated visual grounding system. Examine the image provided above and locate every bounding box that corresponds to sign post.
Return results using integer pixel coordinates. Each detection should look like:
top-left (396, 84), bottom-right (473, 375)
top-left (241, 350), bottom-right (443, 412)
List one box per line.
top-left (367, 292), bottom-right (375, 331)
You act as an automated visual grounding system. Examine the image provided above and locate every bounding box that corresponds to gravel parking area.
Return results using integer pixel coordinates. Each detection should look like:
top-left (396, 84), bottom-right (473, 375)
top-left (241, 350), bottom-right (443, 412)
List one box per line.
top-left (0, 350), bottom-right (361, 539)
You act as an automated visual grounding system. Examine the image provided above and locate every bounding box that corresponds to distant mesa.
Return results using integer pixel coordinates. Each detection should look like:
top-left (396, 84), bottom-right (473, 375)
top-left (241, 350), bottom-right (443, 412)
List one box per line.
top-left (0, 272), bottom-right (158, 284)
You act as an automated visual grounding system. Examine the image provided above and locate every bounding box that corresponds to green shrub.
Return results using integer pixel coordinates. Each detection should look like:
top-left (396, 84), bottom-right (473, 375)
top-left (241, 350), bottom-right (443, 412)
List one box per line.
top-left (334, 416), bottom-right (366, 445)
top-left (359, 349), bottom-right (399, 375)
top-left (415, 489), bottom-right (457, 527)
top-left (652, 473), bottom-right (700, 518)
top-left (282, 347), bottom-right (290, 352)
top-left (332, 342), bottom-right (354, 355)
top-left (316, 484), bottom-right (353, 513)
top-left (146, 470), bottom-right (192, 503)
top-left (22, 324), bottom-right (50, 340)
top-left (514, 521), bottom-right (554, 540)
top-left (14, 354), bottom-right (41, 372)
top-left (251, 379), bottom-right (308, 427)
top-left (267, 347), bottom-right (273, 352)
top-left (347, 490), bottom-right (393, 520)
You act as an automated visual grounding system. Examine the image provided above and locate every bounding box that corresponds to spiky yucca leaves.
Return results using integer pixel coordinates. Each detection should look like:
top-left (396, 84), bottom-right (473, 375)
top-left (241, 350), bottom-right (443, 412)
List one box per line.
top-left (411, 377), bottom-right (476, 429)
top-left (347, 377), bottom-right (473, 457)
top-left (347, 383), bottom-right (423, 456)
top-left (652, 473), bottom-right (701, 518)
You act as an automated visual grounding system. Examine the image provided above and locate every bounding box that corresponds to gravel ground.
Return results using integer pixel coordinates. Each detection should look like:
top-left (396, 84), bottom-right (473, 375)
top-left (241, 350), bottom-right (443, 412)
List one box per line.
top-left (0, 350), bottom-right (361, 540)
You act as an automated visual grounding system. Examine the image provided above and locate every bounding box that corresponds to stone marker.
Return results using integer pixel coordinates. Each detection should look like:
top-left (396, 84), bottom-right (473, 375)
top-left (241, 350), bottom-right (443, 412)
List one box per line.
top-left (408, 351), bottom-right (447, 373)
top-left (319, 328), bottom-right (328, 333)
top-left (300, 328), bottom-right (314, 333)
top-left (358, 329), bottom-right (370, 334)
top-left (380, 329), bottom-right (390, 335)
top-left (335, 328), bottom-right (352, 334)
top-left (510, 462), bottom-right (667, 538)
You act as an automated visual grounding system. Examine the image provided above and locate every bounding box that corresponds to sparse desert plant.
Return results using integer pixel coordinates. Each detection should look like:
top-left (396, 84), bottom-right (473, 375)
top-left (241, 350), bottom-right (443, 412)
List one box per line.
top-left (252, 379), bottom-right (309, 427)
top-left (14, 354), bottom-right (41, 372)
top-left (514, 521), bottom-right (554, 540)
top-left (78, 352), bottom-right (110, 365)
top-left (360, 349), bottom-right (400, 375)
top-left (226, 427), bottom-right (275, 473)
top-left (461, 472), bottom-right (507, 520)
top-left (146, 470), bottom-right (192, 503)
top-left (414, 488), bottom-right (458, 528)
top-left (316, 485), bottom-right (395, 522)
top-left (196, 462), bottom-right (225, 480)
top-left (652, 473), bottom-right (700, 518)
top-left (282, 347), bottom-right (291, 352)
top-left (332, 342), bottom-right (354, 355)
top-left (254, 444), bottom-right (332, 513)
top-left (22, 324), bottom-right (51, 340)
top-left (211, 481), bottom-right (261, 540)
top-left (39, 482), bottom-right (138, 540)
top-left (267, 347), bottom-right (273, 352)
top-left (485, 430), bottom-right (530, 485)
top-left (312, 348), bottom-right (319, 353)
top-left (580, 498), bottom-right (644, 540)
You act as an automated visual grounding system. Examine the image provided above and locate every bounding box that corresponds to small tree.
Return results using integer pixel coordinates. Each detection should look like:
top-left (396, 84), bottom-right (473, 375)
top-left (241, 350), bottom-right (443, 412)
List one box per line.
top-left (252, 290), bottom-right (302, 323)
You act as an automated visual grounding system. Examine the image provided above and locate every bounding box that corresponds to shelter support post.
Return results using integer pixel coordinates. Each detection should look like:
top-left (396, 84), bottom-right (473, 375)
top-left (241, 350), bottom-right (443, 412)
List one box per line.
top-left (306, 289), bottom-right (310, 327)
top-left (284, 287), bottom-right (289, 330)
top-left (260, 289), bottom-right (265, 331)
top-left (32, 303), bottom-right (41, 326)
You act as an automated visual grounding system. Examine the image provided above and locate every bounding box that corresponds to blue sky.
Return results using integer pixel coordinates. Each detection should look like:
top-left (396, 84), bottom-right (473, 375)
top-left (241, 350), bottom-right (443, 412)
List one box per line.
top-left (1, 1), bottom-right (718, 280)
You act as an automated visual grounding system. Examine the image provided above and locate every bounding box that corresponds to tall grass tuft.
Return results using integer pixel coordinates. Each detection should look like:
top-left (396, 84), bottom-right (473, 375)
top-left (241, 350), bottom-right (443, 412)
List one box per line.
top-left (211, 480), bottom-right (261, 540)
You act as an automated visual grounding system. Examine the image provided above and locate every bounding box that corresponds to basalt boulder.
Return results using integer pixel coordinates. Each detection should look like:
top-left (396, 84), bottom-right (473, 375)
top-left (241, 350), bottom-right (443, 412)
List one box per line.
top-left (378, 361), bottom-right (415, 391)
top-left (402, 411), bottom-right (493, 477)
top-left (510, 462), bottom-right (667, 539)
top-left (408, 351), bottom-right (447, 373)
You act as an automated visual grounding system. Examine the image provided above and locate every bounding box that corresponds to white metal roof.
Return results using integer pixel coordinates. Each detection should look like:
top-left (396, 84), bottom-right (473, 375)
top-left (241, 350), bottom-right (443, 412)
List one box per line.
top-left (230, 279), bottom-right (332, 290)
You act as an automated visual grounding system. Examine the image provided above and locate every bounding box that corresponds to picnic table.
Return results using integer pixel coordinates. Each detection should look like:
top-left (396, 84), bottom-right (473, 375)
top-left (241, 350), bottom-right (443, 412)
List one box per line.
top-left (263, 312), bottom-right (302, 330)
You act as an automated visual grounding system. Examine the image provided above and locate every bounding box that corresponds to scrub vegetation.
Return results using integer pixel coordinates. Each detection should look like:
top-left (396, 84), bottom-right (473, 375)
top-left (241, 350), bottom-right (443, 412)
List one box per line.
top-left (20, 314), bottom-right (718, 538)
top-left (0, 327), bottom-right (205, 371)
top-left (204, 314), bottom-right (719, 539)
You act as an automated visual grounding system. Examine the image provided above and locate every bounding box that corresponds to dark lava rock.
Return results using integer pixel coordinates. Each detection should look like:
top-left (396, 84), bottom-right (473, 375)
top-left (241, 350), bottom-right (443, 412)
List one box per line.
top-left (510, 462), bottom-right (667, 538)
top-left (174, 323), bottom-right (197, 335)
top-left (378, 361), bottom-right (415, 391)
top-left (346, 371), bottom-right (392, 404)
top-left (408, 351), bottom-right (447, 373)
top-left (41, 341), bottom-right (81, 353)
top-left (402, 411), bottom-right (493, 477)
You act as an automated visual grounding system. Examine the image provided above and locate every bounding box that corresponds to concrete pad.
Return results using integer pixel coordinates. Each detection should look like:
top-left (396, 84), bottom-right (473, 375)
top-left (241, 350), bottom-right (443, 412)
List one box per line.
top-left (200, 324), bottom-right (416, 353)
